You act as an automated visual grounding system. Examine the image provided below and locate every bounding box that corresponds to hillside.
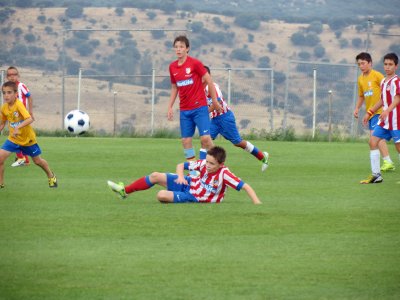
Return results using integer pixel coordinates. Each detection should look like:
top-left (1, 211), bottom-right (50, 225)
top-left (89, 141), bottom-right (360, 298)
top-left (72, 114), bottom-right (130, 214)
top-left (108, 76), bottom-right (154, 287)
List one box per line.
top-left (0, 6), bottom-right (398, 134)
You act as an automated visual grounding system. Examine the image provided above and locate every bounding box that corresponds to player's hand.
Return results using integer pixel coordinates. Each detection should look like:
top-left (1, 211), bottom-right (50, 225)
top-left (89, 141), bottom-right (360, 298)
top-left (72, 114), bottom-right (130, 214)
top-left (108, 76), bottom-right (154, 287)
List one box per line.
top-left (175, 176), bottom-right (188, 185)
top-left (379, 111), bottom-right (388, 121)
top-left (167, 108), bottom-right (173, 121)
top-left (353, 108), bottom-right (359, 119)
top-left (362, 114), bottom-right (369, 127)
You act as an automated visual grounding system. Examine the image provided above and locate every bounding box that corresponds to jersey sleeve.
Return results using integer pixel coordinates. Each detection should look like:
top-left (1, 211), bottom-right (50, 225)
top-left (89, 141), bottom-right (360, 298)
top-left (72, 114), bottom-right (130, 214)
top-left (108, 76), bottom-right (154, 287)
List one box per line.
top-left (169, 64), bottom-right (176, 84)
top-left (20, 83), bottom-right (31, 97)
top-left (222, 168), bottom-right (244, 191)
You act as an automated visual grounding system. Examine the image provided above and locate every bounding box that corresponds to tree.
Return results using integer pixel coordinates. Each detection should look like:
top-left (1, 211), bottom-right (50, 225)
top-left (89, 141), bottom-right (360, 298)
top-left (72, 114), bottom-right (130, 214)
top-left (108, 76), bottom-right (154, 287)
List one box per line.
top-left (234, 13), bottom-right (260, 30)
top-left (15, 0), bottom-right (32, 7)
top-left (115, 7), bottom-right (124, 16)
top-left (65, 5), bottom-right (83, 19)
top-left (307, 21), bottom-right (323, 34)
top-left (267, 42), bottom-right (276, 53)
top-left (351, 38), bottom-right (362, 48)
top-left (190, 21), bottom-right (203, 33)
top-left (230, 48), bottom-right (252, 61)
top-left (313, 45), bottom-right (325, 58)
top-left (130, 16), bottom-right (137, 24)
top-left (146, 11), bottom-right (157, 20)
top-left (24, 33), bottom-right (36, 43)
top-left (258, 56), bottom-right (270, 68)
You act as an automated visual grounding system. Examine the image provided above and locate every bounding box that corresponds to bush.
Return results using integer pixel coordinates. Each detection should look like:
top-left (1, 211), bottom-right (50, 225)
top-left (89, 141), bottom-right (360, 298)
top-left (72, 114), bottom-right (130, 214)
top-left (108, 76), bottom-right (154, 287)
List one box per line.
top-left (24, 33), bottom-right (36, 43)
top-left (314, 45), bottom-right (325, 58)
top-left (234, 13), bottom-right (260, 30)
top-left (65, 5), bottom-right (83, 19)
top-left (352, 37), bottom-right (362, 48)
top-left (230, 48), bottom-right (252, 61)
top-left (267, 42), bottom-right (276, 52)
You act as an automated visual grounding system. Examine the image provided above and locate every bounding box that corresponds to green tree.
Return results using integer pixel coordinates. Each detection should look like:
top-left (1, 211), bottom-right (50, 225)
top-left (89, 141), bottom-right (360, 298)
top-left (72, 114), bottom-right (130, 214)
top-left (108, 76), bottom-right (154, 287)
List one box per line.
top-left (230, 48), bottom-right (252, 61)
top-left (65, 5), bottom-right (83, 19)
top-left (234, 13), bottom-right (260, 30)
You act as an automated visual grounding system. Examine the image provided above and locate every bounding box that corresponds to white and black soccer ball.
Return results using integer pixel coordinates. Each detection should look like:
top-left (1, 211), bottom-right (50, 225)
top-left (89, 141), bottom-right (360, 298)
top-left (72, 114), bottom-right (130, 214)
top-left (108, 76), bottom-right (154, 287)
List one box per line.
top-left (64, 110), bottom-right (90, 135)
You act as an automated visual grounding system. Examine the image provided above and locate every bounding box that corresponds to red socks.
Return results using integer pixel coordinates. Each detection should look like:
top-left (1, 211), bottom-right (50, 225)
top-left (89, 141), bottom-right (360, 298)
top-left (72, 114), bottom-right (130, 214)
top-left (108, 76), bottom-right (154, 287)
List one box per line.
top-left (125, 177), bottom-right (152, 194)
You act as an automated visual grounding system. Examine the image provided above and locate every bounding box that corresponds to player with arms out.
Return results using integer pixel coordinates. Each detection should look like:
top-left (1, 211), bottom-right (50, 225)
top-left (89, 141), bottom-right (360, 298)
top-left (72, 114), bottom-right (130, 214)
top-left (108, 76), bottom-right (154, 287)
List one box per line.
top-left (107, 146), bottom-right (261, 204)
top-left (203, 66), bottom-right (269, 171)
top-left (167, 35), bottom-right (222, 165)
top-left (354, 53), bottom-right (394, 172)
top-left (0, 81), bottom-right (57, 189)
top-left (6, 66), bottom-right (34, 167)
top-left (361, 53), bottom-right (400, 184)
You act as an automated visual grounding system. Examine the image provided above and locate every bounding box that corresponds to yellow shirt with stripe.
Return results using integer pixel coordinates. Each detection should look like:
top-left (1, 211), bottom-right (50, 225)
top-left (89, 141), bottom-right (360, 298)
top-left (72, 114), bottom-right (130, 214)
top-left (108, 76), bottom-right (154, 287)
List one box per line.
top-left (1, 100), bottom-right (37, 146)
top-left (358, 69), bottom-right (384, 117)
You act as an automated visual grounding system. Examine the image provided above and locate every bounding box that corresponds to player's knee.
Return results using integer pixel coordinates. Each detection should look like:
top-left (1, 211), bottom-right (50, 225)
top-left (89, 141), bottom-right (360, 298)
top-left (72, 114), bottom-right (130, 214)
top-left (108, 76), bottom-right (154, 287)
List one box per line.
top-left (149, 172), bottom-right (162, 182)
top-left (157, 190), bottom-right (169, 203)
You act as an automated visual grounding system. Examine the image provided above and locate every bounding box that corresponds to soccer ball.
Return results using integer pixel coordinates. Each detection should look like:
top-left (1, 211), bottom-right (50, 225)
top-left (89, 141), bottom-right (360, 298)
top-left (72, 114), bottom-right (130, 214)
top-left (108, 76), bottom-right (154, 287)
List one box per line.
top-left (64, 110), bottom-right (90, 135)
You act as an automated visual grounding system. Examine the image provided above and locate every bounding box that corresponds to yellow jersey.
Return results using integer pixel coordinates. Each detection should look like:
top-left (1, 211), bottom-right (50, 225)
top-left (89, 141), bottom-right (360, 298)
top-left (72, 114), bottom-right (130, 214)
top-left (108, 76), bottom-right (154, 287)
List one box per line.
top-left (1, 100), bottom-right (37, 146)
top-left (358, 69), bottom-right (384, 116)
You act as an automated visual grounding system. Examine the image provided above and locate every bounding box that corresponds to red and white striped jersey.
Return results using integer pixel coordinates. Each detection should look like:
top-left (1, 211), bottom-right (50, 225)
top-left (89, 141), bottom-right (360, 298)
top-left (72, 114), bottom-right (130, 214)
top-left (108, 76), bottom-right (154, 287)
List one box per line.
top-left (205, 82), bottom-right (230, 118)
top-left (16, 81), bottom-right (31, 110)
top-left (379, 75), bottom-right (400, 130)
top-left (187, 160), bottom-right (244, 203)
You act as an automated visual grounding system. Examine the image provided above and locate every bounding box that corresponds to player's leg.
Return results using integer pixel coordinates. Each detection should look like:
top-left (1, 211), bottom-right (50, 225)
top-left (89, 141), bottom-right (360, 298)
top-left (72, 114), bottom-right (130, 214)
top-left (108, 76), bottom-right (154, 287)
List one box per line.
top-left (180, 110), bottom-right (197, 161)
top-left (11, 151), bottom-right (26, 167)
top-left (0, 148), bottom-right (12, 188)
top-left (158, 174), bottom-right (196, 203)
top-left (199, 119), bottom-right (220, 159)
top-left (24, 143), bottom-right (57, 187)
top-left (219, 111), bottom-right (269, 171)
top-left (360, 126), bottom-right (389, 184)
top-left (369, 115), bottom-right (394, 171)
top-left (194, 106), bottom-right (213, 150)
top-left (108, 172), bottom-right (167, 199)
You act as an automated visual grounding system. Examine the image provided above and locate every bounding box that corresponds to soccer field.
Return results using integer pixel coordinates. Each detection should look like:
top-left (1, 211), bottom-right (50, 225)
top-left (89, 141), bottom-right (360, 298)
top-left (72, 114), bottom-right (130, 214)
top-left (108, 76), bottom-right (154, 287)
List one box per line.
top-left (0, 137), bottom-right (399, 299)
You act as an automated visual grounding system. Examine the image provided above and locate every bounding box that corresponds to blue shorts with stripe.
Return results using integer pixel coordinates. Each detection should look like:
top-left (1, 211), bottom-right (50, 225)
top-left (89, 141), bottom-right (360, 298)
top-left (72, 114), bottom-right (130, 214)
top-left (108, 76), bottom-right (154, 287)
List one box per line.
top-left (1, 139), bottom-right (42, 157)
top-left (180, 106), bottom-right (211, 138)
top-left (166, 173), bottom-right (198, 203)
top-left (372, 125), bottom-right (400, 143)
top-left (210, 110), bottom-right (242, 145)
top-left (368, 114), bottom-right (380, 131)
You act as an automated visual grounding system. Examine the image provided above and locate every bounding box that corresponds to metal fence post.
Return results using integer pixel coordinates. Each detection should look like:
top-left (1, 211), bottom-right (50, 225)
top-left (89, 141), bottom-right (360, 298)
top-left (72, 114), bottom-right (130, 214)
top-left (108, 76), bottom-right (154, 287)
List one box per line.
top-left (151, 68), bottom-right (156, 136)
top-left (312, 67), bottom-right (317, 139)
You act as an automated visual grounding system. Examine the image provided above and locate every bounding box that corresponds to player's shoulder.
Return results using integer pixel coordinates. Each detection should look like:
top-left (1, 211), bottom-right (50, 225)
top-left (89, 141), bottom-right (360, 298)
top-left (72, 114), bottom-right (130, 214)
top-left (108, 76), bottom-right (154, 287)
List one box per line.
top-left (371, 69), bottom-right (384, 79)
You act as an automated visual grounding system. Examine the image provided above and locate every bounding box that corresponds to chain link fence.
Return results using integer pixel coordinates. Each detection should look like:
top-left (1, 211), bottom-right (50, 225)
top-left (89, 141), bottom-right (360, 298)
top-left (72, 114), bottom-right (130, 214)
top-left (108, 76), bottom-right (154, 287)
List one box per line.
top-left (1, 62), bottom-right (366, 138)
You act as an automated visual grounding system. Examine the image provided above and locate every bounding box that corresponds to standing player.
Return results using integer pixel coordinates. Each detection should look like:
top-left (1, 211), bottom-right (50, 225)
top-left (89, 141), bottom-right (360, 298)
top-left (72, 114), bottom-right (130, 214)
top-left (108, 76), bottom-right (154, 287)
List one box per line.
top-left (203, 66), bottom-right (269, 171)
top-left (0, 81), bottom-right (57, 188)
top-left (354, 53), bottom-right (394, 172)
top-left (360, 53), bottom-right (400, 184)
top-left (167, 35), bottom-right (221, 165)
top-left (6, 66), bottom-right (33, 167)
top-left (107, 146), bottom-right (261, 204)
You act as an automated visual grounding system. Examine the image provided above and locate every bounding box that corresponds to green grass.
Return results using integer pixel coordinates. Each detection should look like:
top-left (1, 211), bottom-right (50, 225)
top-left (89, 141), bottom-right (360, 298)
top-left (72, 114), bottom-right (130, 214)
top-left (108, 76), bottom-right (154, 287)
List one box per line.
top-left (0, 137), bottom-right (399, 300)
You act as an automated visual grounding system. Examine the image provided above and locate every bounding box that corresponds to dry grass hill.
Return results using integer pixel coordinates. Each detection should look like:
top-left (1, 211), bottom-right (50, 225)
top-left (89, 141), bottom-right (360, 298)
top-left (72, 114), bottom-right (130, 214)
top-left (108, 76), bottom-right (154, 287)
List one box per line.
top-left (1, 7), bottom-right (397, 134)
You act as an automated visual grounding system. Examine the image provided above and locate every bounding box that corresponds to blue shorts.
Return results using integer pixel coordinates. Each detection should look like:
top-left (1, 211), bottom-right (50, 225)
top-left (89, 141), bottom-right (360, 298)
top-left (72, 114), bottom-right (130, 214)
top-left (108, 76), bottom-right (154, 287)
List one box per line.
top-left (372, 126), bottom-right (400, 143)
top-left (368, 114), bottom-right (380, 131)
top-left (211, 110), bottom-right (242, 145)
top-left (166, 173), bottom-right (198, 203)
top-left (1, 139), bottom-right (42, 157)
top-left (180, 106), bottom-right (211, 138)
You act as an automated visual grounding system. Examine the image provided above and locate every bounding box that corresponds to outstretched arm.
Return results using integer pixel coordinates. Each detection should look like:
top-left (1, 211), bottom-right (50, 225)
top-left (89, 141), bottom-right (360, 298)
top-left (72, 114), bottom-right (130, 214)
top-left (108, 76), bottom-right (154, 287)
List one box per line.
top-left (167, 84), bottom-right (178, 121)
top-left (242, 183), bottom-right (262, 204)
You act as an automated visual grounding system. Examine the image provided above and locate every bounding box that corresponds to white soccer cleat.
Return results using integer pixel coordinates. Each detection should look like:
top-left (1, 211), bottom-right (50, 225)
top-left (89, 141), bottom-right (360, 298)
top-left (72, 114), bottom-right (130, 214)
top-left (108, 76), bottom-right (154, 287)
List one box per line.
top-left (261, 151), bottom-right (269, 172)
top-left (11, 158), bottom-right (26, 167)
top-left (107, 180), bottom-right (127, 199)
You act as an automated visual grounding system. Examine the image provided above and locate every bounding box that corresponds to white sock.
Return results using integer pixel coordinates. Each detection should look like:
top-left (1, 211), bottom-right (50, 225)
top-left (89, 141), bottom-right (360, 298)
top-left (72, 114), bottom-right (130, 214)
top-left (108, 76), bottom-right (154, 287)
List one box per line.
top-left (383, 156), bottom-right (393, 163)
top-left (244, 141), bottom-right (255, 153)
top-left (370, 149), bottom-right (380, 175)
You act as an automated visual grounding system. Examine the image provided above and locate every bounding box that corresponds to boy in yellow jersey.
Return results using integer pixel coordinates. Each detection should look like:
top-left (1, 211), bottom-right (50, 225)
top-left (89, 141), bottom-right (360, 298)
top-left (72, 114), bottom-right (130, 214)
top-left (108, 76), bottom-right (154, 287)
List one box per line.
top-left (353, 52), bottom-right (394, 172)
top-left (0, 81), bottom-right (57, 189)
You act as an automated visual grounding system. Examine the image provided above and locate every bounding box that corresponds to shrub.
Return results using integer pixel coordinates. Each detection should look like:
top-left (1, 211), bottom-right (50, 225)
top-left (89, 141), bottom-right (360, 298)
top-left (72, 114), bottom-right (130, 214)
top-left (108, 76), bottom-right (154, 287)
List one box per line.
top-left (65, 5), bottom-right (83, 19)
top-left (234, 13), bottom-right (260, 30)
top-left (230, 48), bottom-right (252, 61)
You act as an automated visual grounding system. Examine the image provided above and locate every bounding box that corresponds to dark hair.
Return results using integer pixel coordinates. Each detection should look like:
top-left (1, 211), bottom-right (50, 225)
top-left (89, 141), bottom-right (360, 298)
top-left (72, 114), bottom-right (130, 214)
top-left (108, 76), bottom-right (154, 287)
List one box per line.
top-left (204, 65), bottom-right (211, 74)
top-left (6, 66), bottom-right (19, 75)
top-left (207, 146), bottom-right (226, 164)
top-left (173, 35), bottom-right (190, 48)
top-left (383, 52), bottom-right (398, 65)
top-left (356, 52), bottom-right (372, 63)
top-left (2, 81), bottom-right (17, 92)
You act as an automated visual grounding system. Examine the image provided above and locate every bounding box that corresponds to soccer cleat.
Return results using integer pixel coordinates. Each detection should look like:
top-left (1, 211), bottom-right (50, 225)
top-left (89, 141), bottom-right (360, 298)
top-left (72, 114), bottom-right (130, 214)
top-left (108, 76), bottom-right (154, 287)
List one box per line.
top-left (107, 180), bottom-right (127, 199)
top-left (381, 161), bottom-right (395, 172)
top-left (360, 173), bottom-right (383, 184)
top-left (48, 173), bottom-right (58, 188)
top-left (11, 158), bottom-right (26, 167)
top-left (0, 184), bottom-right (4, 189)
top-left (261, 151), bottom-right (269, 172)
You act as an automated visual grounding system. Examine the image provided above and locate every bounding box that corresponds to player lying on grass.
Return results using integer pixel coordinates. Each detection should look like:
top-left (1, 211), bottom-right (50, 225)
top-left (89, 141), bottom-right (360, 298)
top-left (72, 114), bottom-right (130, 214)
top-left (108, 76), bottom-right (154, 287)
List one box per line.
top-left (0, 81), bottom-right (57, 189)
top-left (108, 146), bottom-right (261, 204)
